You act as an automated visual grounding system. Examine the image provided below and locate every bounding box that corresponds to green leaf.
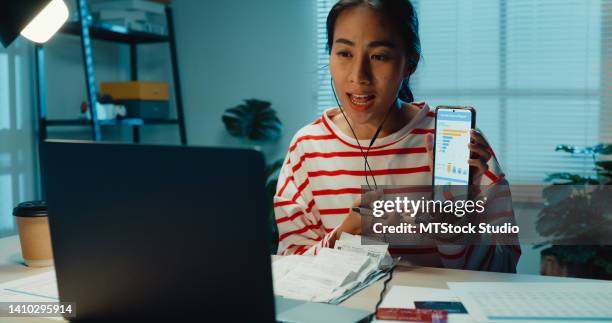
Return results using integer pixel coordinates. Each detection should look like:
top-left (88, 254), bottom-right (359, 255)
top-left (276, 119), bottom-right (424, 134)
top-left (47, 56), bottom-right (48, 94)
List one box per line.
top-left (593, 144), bottom-right (612, 155)
top-left (595, 161), bottom-right (612, 172)
top-left (554, 144), bottom-right (605, 156)
top-left (544, 173), bottom-right (594, 184)
top-left (222, 99), bottom-right (283, 141)
top-left (555, 145), bottom-right (578, 154)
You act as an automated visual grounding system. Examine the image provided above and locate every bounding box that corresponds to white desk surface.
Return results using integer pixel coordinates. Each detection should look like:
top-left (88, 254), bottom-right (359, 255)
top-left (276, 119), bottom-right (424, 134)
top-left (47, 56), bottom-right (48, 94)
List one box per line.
top-left (0, 235), bottom-right (588, 322)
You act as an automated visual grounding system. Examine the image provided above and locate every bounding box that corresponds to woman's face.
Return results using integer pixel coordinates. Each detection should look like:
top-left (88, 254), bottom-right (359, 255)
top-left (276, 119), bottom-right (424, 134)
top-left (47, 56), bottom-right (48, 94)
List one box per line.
top-left (329, 6), bottom-right (411, 125)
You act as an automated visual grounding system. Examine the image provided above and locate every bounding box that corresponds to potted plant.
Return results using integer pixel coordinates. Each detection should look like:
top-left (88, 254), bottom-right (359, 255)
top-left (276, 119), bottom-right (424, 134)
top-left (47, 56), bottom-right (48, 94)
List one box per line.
top-left (222, 99), bottom-right (284, 253)
top-left (536, 143), bottom-right (612, 279)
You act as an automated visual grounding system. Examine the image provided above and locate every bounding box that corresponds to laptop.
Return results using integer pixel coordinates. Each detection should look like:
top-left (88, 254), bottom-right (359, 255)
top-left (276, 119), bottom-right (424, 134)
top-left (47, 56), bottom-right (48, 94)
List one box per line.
top-left (42, 140), bottom-right (371, 322)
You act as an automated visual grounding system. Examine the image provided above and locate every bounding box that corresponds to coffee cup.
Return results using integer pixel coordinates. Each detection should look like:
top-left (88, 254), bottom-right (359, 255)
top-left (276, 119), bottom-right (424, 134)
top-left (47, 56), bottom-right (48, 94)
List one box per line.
top-left (13, 201), bottom-right (53, 267)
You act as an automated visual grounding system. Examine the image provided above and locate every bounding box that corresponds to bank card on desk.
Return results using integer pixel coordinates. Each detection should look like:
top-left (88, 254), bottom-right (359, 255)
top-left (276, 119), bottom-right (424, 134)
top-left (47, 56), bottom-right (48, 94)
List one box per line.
top-left (414, 301), bottom-right (467, 314)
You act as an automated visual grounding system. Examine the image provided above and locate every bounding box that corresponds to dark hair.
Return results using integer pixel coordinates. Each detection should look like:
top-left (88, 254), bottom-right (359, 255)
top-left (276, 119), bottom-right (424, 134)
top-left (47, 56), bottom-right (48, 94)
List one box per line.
top-left (326, 0), bottom-right (421, 103)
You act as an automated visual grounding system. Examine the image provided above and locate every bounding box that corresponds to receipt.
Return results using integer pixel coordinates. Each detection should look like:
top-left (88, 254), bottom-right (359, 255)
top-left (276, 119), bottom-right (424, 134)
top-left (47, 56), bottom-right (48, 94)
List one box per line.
top-left (334, 233), bottom-right (393, 269)
top-left (274, 262), bottom-right (355, 302)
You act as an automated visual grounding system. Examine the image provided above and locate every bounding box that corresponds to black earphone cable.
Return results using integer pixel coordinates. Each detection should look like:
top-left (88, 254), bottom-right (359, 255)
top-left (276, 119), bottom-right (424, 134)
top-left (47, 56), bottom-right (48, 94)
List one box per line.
top-left (362, 104), bottom-right (394, 190)
top-left (372, 266), bottom-right (394, 319)
top-left (331, 78), bottom-right (378, 190)
top-left (330, 78), bottom-right (396, 191)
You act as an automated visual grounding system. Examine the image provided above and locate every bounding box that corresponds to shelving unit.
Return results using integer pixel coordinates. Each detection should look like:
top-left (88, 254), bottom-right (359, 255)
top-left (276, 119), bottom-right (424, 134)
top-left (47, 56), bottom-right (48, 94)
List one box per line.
top-left (35, 0), bottom-right (187, 144)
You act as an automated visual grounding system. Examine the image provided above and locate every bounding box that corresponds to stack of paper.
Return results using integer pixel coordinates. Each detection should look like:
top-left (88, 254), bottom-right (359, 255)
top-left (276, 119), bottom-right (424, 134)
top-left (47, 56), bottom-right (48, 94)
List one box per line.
top-left (273, 233), bottom-right (392, 304)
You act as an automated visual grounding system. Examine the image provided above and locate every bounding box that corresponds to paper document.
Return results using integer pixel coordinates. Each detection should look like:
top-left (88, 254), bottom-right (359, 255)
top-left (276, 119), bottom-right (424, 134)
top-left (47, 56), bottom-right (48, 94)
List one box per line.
top-left (335, 232), bottom-right (393, 269)
top-left (272, 254), bottom-right (313, 280)
top-left (448, 282), bottom-right (612, 322)
top-left (275, 262), bottom-right (357, 302)
top-left (273, 233), bottom-right (391, 303)
top-left (313, 247), bottom-right (371, 273)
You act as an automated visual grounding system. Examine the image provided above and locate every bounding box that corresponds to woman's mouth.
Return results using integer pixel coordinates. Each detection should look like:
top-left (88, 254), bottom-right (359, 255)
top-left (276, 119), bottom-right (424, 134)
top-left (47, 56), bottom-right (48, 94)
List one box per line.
top-left (347, 93), bottom-right (375, 111)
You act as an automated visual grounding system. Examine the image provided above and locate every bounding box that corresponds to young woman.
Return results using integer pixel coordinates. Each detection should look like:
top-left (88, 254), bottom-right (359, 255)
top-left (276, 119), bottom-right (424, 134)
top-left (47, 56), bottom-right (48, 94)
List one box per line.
top-left (274, 0), bottom-right (520, 272)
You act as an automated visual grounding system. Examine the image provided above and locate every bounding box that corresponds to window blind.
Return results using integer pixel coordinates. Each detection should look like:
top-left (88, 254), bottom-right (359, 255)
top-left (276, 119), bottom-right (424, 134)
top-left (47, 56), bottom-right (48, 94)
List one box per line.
top-left (0, 38), bottom-right (36, 235)
top-left (315, 0), bottom-right (606, 184)
top-left (316, 0), bottom-right (338, 118)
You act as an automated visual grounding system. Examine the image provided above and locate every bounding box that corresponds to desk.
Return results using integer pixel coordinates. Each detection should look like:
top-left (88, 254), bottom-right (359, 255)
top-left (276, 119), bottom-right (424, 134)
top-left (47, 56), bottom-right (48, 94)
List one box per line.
top-left (0, 235), bottom-right (54, 323)
top-left (0, 235), bottom-right (586, 322)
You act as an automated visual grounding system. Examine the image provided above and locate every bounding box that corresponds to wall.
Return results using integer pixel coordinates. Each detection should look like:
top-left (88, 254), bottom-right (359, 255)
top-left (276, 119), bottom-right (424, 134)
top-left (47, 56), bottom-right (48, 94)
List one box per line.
top-left (167, 0), bottom-right (317, 161)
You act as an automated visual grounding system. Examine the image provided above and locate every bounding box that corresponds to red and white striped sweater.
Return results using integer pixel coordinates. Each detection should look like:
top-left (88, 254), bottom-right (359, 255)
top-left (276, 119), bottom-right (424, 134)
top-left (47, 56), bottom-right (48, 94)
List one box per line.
top-left (274, 102), bottom-right (521, 272)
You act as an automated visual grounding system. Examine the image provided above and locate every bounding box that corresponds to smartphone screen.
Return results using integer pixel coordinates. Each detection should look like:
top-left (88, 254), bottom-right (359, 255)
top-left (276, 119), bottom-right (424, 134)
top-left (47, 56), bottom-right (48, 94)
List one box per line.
top-left (433, 107), bottom-right (475, 186)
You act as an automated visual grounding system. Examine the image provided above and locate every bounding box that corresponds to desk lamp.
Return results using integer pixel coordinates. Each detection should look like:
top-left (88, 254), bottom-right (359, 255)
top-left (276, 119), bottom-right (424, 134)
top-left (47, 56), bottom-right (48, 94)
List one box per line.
top-left (0, 0), bottom-right (69, 47)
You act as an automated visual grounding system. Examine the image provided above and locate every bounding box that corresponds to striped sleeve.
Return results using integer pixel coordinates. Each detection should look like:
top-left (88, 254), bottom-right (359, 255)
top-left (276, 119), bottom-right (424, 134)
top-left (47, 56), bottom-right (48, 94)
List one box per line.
top-left (437, 141), bottom-right (521, 273)
top-left (274, 135), bottom-right (337, 256)
top-left (436, 180), bottom-right (521, 272)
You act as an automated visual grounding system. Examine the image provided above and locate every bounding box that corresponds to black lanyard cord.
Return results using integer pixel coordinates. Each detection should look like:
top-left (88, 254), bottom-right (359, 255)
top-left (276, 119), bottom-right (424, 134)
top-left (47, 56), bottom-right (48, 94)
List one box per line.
top-left (331, 78), bottom-right (396, 191)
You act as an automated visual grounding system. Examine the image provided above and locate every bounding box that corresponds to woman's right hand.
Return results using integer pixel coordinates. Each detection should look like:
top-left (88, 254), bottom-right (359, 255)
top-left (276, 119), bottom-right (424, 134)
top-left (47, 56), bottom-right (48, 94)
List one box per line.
top-left (332, 189), bottom-right (384, 244)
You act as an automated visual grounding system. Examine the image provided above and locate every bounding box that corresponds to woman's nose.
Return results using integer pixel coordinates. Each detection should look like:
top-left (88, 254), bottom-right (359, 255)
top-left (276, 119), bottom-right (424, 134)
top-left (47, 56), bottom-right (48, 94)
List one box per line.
top-left (348, 56), bottom-right (372, 85)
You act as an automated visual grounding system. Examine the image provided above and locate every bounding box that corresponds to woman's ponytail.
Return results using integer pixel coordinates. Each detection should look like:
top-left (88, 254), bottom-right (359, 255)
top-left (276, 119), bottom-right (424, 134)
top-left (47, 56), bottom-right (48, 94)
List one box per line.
top-left (399, 78), bottom-right (414, 103)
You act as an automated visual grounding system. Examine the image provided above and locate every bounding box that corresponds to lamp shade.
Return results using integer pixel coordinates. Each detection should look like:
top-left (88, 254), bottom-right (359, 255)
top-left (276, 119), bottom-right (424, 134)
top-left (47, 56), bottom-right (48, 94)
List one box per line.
top-left (0, 0), bottom-right (68, 47)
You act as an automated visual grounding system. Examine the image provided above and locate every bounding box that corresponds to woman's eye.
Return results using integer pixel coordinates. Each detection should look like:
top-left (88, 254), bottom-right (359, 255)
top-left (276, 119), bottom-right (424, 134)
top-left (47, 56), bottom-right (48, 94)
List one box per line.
top-left (372, 54), bottom-right (389, 61)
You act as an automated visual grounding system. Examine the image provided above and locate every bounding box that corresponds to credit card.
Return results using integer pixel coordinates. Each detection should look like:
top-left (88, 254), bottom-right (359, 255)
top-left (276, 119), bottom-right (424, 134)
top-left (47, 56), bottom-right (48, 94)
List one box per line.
top-left (414, 301), bottom-right (468, 314)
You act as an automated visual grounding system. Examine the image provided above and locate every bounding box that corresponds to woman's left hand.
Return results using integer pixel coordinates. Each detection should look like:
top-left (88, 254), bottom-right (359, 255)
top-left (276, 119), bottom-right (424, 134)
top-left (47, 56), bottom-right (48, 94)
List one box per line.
top-left (425, 129), bottom-right (492, 186)
top-left (467, 129), bottom-right (492, 185)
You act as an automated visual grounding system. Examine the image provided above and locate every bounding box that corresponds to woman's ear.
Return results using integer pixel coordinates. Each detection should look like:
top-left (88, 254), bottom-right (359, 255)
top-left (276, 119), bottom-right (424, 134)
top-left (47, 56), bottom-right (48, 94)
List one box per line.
top-left (403, 56), bottom-right (419, 78)
top-left (403, 62), bottom-right (415, 78)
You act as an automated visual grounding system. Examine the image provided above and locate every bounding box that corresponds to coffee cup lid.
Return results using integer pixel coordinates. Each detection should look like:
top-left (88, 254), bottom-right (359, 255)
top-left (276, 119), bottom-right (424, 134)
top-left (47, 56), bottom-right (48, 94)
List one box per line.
top-left (13, 201), bottom-right (48, 217)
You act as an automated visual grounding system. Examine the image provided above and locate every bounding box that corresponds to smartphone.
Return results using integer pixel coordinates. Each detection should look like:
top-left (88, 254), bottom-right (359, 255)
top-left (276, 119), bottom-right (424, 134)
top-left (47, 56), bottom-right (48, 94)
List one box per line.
top-left (432, 106), bottom-right (476, 187)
